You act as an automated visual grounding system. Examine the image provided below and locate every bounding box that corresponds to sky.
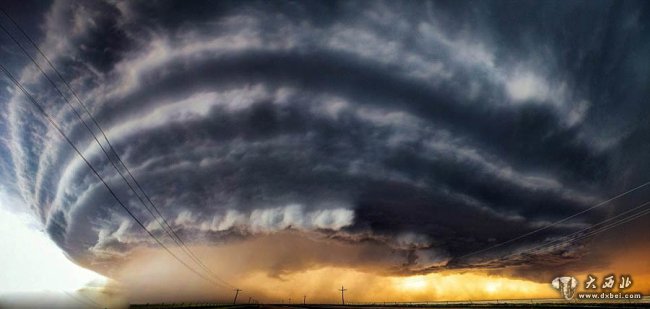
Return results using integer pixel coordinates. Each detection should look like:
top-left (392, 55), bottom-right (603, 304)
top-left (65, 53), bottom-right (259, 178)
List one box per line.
top-left (0, 191), bottom-right (123, 308)
top-left (0, 0), bottom-right (650, 306)
top-left (0, 203), bottom-right (103, 293)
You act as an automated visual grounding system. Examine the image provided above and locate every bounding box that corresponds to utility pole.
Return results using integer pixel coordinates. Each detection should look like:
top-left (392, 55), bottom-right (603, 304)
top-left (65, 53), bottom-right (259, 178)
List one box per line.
top-left (233, 288), bottom-right (242, 304)
top-left (303, 295), bottom-right (306, 304)
top-left (339, 285), bottom-right (347, 305)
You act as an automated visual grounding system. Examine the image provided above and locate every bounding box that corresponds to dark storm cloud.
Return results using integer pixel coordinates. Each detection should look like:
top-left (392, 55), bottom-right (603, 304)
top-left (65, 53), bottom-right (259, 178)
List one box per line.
top-left (1, 0), bottom-right (649, 278)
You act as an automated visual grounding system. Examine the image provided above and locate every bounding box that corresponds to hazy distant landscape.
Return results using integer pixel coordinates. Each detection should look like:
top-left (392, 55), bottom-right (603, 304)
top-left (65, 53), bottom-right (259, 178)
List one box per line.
top-left (129, 299), bottom-right (650, 309)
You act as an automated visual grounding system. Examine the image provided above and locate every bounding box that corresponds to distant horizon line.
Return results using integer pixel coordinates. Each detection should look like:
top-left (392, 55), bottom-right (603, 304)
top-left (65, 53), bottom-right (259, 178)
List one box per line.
top-left (129, 295), bottom-right (650, 306)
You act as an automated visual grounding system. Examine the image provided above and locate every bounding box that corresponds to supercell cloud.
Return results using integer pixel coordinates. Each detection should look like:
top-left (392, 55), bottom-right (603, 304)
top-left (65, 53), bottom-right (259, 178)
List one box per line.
top-left (1, 0), bottom-right (649, 281)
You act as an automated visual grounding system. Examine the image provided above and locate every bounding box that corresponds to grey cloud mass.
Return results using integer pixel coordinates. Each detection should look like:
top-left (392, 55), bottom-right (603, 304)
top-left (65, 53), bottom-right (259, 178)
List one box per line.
top-left (1, 0), bottom-right (649, 280)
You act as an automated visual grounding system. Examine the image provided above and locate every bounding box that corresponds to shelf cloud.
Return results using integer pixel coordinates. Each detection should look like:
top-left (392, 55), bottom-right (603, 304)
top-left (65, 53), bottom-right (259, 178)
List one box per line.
top-left (1, 0), bottom-right (649, 290)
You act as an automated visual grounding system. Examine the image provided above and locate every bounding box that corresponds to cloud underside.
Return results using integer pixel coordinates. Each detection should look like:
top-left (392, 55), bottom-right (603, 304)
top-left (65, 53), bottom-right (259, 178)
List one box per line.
top-left (1, 0), bottom-right (649, 281)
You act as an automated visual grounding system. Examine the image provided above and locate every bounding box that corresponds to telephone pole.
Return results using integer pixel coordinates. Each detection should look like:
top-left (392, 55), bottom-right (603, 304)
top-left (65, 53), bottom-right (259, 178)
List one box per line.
top-left (233, 288), bottom-right (242, 304)
top-left (303, 295), bottom-right (306, 304)
top-left (339, 285), bottom-right (347, 305)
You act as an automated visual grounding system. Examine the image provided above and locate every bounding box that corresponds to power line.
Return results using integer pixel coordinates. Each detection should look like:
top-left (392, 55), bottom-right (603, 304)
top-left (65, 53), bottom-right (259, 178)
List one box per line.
top-left (64, 291), bottom-right (101, 309)
top-left (0, 6), bottom-right (233, 288)
top-left (0, 7), bottom-right (233, 289)
top-left (457, 180), bottom-right (650, 260)
top-left (0, 64), bottom-right (224, 288)
top-left (498, 199), bottom-right (650, 262)
top-left (76, 291), bottom-right (103, 308)
top-left (457, 200), bottom-right (650, 269)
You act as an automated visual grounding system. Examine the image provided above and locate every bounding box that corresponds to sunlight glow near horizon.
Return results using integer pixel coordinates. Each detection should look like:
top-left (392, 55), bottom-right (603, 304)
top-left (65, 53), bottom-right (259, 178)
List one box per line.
top-left (485, 281), bottom-right (501, 294)
top-left (0, 198), bottom-right (108, 294)
top-left (399, 276), bottom-right (428, 291)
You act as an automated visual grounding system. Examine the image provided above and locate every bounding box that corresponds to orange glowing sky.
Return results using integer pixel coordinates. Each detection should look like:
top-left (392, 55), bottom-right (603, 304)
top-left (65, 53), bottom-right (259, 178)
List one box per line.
top-left (100, 230), bottom-right (650, 304)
